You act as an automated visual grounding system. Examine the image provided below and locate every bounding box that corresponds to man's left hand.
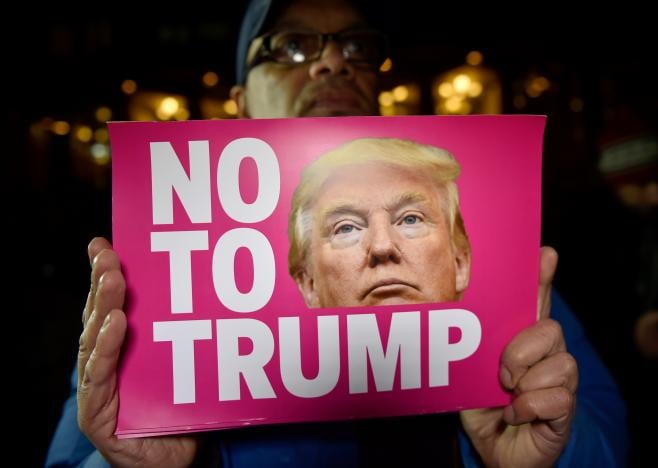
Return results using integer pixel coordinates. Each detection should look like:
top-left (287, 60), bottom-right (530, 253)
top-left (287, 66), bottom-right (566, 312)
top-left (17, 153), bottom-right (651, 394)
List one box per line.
top-left (460, 247), bottom-right (578, 468)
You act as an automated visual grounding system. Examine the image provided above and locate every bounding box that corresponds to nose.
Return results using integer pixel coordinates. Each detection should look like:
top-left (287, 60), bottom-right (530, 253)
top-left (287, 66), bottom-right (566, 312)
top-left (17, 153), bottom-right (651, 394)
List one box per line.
top-left (366, 219), bottom-right (402, 267)
top-left (308, 40), bottom-right (355, 79)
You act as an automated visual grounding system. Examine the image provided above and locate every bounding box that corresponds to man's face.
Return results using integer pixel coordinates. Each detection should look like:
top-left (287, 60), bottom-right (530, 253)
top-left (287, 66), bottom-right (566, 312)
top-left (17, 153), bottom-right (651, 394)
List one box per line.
top-left (232, 0), bottom-right (379, 118)
top-left (297, 163), bottom-right (471, 308)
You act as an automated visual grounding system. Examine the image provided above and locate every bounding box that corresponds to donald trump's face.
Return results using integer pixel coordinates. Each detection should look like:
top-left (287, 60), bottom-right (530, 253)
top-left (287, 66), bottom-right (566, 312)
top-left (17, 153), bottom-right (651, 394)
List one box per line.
top-left (296, 162), bottom-right (471, 308)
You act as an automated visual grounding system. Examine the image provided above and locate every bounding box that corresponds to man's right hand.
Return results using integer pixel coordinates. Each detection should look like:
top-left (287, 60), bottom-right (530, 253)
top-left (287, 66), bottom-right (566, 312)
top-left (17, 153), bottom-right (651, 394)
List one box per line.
top-left (77, 237), bottom-right (199, 467)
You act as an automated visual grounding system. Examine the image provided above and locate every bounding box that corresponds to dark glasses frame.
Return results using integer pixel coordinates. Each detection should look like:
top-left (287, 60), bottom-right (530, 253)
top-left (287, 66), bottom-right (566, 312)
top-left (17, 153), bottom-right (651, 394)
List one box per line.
top-left (246, 28), bottom-right (389, 74)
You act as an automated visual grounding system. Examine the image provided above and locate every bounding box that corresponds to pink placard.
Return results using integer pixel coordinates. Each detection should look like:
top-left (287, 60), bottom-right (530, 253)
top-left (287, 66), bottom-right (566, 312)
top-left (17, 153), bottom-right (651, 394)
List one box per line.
top-left (110, 115), bottom-right (545, 437)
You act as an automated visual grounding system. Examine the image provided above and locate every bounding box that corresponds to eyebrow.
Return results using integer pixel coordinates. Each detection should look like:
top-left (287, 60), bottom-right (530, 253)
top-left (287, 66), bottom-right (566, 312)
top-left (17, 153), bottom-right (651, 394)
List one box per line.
top-left (319, 203), bottom-right (368, 225)
top-left (384, 192), bottom-right (429, 213)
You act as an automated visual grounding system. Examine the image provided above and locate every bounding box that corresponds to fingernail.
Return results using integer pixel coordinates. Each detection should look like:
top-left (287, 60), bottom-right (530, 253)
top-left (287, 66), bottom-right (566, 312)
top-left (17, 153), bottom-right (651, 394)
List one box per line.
top-left (500, 367), bottom-right (513, 389)
top-left (503, 405), bottom-right (515, 423)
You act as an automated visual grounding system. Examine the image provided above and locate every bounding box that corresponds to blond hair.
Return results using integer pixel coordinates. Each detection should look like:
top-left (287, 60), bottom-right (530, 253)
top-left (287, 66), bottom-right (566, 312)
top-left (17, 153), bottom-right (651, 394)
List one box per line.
top-left (288, 137), bottom-right (470, 277)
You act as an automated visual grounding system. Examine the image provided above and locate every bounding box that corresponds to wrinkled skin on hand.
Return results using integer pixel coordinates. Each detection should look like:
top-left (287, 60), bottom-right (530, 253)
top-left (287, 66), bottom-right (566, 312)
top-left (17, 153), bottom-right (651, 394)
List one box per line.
top-left (460, 247), bottom-right (578, 468)
top-left (77, 237), bottom-right (200, 467)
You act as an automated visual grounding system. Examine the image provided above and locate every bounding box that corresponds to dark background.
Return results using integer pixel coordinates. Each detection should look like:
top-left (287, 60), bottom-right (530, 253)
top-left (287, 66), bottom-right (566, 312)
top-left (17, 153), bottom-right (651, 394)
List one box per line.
top-left (4, 3), bottom-right (656, 466)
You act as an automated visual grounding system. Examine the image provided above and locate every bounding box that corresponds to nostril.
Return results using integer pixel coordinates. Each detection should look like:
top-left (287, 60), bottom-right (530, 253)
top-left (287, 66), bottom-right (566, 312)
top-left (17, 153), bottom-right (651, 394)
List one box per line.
top-left (308, 43), bottom-right (354, 79)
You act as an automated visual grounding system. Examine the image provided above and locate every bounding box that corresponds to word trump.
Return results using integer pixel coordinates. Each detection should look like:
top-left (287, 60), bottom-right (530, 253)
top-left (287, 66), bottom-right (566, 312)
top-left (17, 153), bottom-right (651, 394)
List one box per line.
top-left (154, 310), bottom-right (482, 403)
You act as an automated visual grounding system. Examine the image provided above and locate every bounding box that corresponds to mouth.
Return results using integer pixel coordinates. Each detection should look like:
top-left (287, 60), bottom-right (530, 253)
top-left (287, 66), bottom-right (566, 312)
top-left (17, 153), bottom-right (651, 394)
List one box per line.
top-left (305, 94), bottom-right (364, 116)
top-left (362, 279), bottom-right (419, 299)
top-left (299, 80), bottom-right (372, 117)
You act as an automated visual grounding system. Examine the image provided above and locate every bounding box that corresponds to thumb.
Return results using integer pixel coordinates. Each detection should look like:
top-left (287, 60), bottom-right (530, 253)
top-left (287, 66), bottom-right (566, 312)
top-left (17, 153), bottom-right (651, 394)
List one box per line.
top-left (538, 246), bottom-right (558, 320)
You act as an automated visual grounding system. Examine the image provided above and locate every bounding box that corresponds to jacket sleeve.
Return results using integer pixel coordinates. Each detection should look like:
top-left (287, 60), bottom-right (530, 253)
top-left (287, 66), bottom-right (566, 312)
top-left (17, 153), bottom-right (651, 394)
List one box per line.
top-left (45, 367), bottom-right (110, 468)
top-left (458, 290), bottom-right (628, 467)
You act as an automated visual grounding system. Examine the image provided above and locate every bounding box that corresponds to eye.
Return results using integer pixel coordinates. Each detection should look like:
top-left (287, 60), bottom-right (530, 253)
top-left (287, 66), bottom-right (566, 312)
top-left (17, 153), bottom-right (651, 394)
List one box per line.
top-left (402, 215), bottom-right (420, 225)
top-left (336, 224), bottom-right (356, 234)
top-left (270, 32), bottom-right (316, 63)
top-left (339, 31), bottom-right (384, 63)
top-left (342, 38), bottom-right (369, 61)
top-left (279, 37), bottom-right (305, 62)
top-left (343, 39), bottom-right (362, 53)
top-left (283, 38), bottom-right (302, 54)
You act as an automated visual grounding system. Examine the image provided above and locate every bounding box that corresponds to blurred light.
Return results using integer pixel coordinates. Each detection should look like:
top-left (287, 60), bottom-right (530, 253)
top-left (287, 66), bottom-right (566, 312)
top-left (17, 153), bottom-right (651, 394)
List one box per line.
top-left (202, 71), bottom-right (219, 87)
top-left (95, 106), bottom-right (112, 122)
top-left (223, 100), bottom-right (238, 115)
top-left (121, 80), bottom-right (137, 95)
top-left (161, 97), bottom-right (179, 114)
top-left (377, 83), bottom-right (420, 116)
top-left (392, 85), bottom-right (409, 102)
top-left (90, 143), bottom-right (111, 165)
top-left (157, 97), bottom-right (180, 120)
top-left (129, 92), bottom-right (189, 121)
top-left (378, 91), bottom-right (394, 107)
top-left (380, 105), bottom-right (395, 116)
top-left (201, 97), bottom-right (237, 119)
top-left (445, 97), bottom-right (463, 113)
top-left (175, 108), bottom-right (190, 120)
top-left (569, 97), bottom-right (584, 112)
top-left (534, 77), bottom-right (550, 91)
top-left (379, 57), bottom-right (393, 72)
top-left (133, 110), bottom-right (153, 121)
top-left (434, 64), bottom-right (502, 115)
top-left (94, 128), bottom-right (109, 143)
top-left (513, 95), bottom-right (527, 109)
top-left (438, 82), bottom-right (454, 98)
top-left (52, 121), bottom-right (70, 135)
top-left (75, 126), bottom-right (93, 142)
top-left (467, 81), bottom-right (483, 97)
top-left (466, 51), bottom-right (483, 66)
top-left (453, 74), bottom-right (471, 94)
top-left (526, 76), bottom-right (551, 98)
top-left (526, 86), bottom-right (541, 98)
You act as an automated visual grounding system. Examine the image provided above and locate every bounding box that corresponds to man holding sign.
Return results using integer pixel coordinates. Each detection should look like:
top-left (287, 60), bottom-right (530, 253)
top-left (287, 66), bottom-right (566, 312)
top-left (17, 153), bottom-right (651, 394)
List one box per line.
top-left (47, 0), bottom-right (626, 467)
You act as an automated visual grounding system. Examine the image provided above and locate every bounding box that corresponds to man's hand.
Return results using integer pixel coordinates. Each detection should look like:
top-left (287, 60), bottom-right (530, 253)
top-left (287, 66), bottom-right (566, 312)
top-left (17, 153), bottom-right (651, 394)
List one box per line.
top-left (460, 247), bottom-right (577, 468)
top-left (77, 237), bottom-right (199, 467)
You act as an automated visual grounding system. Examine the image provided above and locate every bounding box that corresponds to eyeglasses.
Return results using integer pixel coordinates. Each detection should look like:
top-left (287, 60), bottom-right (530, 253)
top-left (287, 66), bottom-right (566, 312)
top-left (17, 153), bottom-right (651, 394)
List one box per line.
top-left (246, 29), bottom-right (389, 72)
